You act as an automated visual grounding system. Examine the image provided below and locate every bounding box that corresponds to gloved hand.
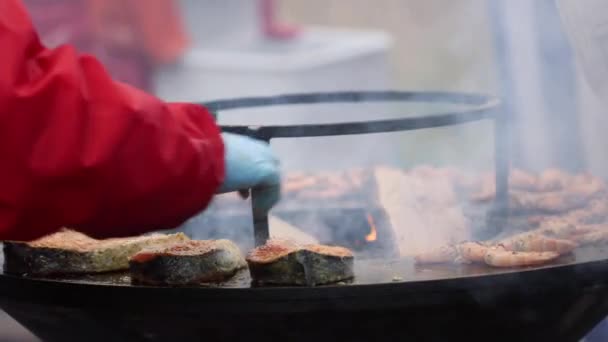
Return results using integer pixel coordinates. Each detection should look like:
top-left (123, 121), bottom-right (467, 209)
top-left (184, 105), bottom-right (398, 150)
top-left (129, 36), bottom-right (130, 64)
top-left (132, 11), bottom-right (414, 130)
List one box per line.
top-left (217, 133), bottom-right (281, 215)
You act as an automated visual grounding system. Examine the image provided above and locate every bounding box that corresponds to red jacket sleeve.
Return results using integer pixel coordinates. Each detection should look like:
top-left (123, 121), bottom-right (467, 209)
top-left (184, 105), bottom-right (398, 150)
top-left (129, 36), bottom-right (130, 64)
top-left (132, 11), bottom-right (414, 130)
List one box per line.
top-left (0, 0), bottom-right (225, 241)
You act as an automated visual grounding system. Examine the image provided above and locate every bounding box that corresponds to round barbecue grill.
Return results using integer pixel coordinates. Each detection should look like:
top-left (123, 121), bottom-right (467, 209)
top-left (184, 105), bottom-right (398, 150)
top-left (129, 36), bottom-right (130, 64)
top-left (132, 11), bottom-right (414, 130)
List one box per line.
top-left (2, 91), bottom-right (608, 342)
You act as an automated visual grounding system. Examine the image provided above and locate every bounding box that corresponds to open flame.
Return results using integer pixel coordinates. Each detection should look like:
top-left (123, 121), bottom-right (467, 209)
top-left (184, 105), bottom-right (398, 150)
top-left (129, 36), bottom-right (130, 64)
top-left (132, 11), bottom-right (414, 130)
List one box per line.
top-left (365, 213), bottom-right (378, 242)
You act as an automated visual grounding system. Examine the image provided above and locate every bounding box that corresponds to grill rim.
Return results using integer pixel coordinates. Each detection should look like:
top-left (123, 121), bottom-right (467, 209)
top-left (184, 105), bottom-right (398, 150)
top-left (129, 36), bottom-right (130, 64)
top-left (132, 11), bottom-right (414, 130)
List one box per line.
top-left (203, 90), bottom-right (501, 140)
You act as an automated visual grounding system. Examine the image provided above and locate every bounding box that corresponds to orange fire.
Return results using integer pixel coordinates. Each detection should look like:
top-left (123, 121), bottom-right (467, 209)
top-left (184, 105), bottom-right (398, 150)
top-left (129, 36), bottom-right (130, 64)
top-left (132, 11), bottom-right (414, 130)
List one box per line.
top-left (365, 213), bottom-right (378, 242)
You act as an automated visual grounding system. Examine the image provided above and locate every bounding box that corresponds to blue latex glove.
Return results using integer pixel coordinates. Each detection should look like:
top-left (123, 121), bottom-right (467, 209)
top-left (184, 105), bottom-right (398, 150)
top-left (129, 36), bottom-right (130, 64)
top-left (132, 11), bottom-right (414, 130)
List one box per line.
top-left (217, 133), bottom-right (281, 215)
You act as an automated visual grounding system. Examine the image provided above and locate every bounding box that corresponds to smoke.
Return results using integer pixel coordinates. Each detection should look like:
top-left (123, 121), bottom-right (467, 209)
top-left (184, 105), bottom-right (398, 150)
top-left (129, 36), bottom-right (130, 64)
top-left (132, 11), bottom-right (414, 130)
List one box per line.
top-left (557, 0), bottom-right (608, 179)
top-left (24, 0), bottom-right (600, 259)
top-left (489, 0), bottom-right (585, 173)
top-left (174, 1), bottom-right (505, 253)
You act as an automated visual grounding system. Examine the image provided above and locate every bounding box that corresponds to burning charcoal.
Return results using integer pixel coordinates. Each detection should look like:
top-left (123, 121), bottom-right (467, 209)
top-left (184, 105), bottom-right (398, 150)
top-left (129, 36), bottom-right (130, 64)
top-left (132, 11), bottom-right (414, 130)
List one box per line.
top-left (246, 239), bottom-right (354, 286)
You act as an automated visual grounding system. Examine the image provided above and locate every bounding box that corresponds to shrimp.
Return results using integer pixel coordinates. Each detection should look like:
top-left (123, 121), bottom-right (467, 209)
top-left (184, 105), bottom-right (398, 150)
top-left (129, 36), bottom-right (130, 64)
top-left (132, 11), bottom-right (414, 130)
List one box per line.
top-left (470, 173), bottom-right (496, 203)
top-left (538, 168), bottom-right (570, 192)
top-left (569, 173), bottom-right (607, 198)
top-left (508, 188), bottom-right (592, 214)
top-left (415, 233), bottom-right (573, 267)
top-left (456, 241), bottom-right (490, 263)
top-left (578, 198), bottom-right (608, 224)
top-left (534, 222), bottom-right (593, 239)
top-left (484, 246), bottom-right (560, 268)
top-left (413, 244), bottom-right (458, 264)
top-left (415, 241), bottom-right (490, 265)
top-left (505, 236), bottom-right (577, 254)
top-left (563, 198), bottom-right (608, 225)
top-left (529, 198), bottom-right (608, 227)
top-left (414, 241), bottom-right (489, 264)
top-left (471, 169), bottom-right (542, 202)
top-left (572, 227), bottom-right (608, 246)
top-left (498, 227), bottom-right (576, 251)
top-left (510, 169), bottom-right (540, 191)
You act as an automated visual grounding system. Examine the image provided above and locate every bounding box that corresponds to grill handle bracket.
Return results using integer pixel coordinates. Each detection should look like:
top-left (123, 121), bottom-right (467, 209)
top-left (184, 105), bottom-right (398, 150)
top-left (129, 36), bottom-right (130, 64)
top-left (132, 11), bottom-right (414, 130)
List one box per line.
top-left (251, 135), bottom-right (272, 246)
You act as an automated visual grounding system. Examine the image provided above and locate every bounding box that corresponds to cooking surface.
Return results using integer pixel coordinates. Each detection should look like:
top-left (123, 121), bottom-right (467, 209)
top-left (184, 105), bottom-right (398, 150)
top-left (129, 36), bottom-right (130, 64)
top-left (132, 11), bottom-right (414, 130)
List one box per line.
top-left (1, 244), bottom-right (607, 289)
top-left (3, 247), bottom-right (608, 342)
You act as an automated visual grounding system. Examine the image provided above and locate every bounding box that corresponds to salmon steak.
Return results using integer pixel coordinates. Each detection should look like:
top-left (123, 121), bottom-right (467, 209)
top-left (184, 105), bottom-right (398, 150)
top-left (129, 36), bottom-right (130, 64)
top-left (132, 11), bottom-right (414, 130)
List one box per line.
top-left (2, 228), bottom-right (189, 276)
top-left (246, 239), bottom-right (355, 286)
top-left (129, 239), bottom-right (247, 285)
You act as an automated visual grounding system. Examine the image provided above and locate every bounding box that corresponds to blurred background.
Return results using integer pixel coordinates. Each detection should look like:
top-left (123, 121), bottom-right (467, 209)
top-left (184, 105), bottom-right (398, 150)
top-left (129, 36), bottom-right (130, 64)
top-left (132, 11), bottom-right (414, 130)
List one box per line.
top-left (2, 0), bottom-right (607, 340)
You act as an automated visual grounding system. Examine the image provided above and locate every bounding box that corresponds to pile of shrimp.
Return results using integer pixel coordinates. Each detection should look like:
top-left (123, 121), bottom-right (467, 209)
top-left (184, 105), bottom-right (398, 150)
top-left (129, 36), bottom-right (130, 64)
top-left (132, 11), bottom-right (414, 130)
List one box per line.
top-left (413, 222), bottom-right (600, 268)
top-left (412, 167), bottom-right (608, 268)
top-left (470, 169), bottom-right (607, 214)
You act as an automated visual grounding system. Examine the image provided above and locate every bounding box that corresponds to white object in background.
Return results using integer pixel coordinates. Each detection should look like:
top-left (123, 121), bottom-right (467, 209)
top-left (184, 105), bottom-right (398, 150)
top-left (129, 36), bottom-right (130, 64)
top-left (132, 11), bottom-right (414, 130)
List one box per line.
top-left (178, 0), bottom-right (263, 49)
top-left (154, 26), bottom-right (395, 172)
top-left (155, 26), bottom-right (392, 102)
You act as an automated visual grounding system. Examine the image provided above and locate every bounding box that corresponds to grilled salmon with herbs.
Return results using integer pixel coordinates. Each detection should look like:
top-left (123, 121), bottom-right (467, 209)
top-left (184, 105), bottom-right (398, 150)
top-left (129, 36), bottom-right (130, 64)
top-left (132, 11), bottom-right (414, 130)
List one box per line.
top-left (246, 239), bottom-right (354, 286)
top-left (2, 228), bottom-right (189, 276)
top-left (129, 239), bottom-right (247, 285)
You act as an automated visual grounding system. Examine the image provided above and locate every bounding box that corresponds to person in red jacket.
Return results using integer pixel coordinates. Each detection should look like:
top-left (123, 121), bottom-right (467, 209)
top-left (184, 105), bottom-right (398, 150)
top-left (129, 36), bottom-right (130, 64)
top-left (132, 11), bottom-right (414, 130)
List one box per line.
top-left (0, 0), bottom-right (281, 242)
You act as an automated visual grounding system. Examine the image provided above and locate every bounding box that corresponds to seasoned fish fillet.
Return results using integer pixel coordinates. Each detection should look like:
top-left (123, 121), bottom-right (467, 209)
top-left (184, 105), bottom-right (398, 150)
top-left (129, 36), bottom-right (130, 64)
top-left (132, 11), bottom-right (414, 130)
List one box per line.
top-left (129, 239), bottom-right (247, 285)
top-left (246, 239), bottom-right (354, 286)
top-left (2, 228), bottom-right (189, 276)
